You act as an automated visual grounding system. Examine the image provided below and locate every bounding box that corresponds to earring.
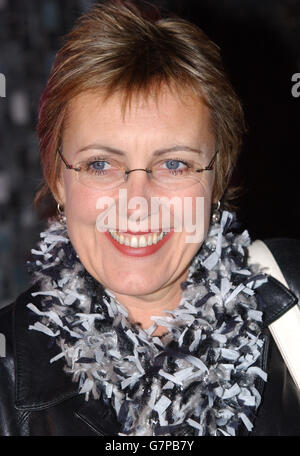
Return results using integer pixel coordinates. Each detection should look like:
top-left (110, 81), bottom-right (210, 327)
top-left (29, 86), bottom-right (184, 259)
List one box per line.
top-left (211, 200), bottom-right (221, 224)
top-left (57, 203), bottom-right (66, 224)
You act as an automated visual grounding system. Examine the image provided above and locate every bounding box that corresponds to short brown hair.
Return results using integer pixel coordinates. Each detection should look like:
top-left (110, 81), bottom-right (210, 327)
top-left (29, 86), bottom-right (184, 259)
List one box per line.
top-left (35, 0), bottom-right (246, 219)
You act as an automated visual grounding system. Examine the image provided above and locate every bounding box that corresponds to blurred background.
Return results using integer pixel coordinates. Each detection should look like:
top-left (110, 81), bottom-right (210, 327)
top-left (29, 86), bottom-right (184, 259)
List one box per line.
top-left (0, 0), bottom-right (299, 308)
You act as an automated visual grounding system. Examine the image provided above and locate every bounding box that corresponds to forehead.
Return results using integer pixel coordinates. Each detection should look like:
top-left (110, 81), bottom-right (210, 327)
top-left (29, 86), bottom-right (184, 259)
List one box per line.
top-left (62, 86), bottom-right (215, 153)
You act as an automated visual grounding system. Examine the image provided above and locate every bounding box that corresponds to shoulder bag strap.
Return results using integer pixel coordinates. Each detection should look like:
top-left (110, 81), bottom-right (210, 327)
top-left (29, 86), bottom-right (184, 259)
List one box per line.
top-left (248, 239), bottom-right (300, 390)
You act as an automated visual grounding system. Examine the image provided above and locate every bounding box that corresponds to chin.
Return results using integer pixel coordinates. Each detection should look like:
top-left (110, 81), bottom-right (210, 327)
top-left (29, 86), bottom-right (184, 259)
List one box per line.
top-left (104, 271), bottom-right (166, 297)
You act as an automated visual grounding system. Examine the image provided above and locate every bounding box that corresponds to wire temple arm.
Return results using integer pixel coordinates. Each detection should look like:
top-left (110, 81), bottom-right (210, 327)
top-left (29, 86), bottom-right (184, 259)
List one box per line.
top-left (195, 150), bottom-right (218, 173)
top-left (57, 147), bottom-right (80, 170)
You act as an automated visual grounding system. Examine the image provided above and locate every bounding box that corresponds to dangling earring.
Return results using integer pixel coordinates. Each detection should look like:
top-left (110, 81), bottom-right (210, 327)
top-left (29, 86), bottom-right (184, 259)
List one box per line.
top-left (57, 203), bottom-right (66, 224)
top-left (211, 200), bottom-right (221, 224)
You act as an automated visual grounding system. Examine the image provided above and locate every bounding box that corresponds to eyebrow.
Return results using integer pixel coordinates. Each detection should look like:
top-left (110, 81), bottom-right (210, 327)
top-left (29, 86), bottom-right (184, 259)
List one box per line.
top-left (75, 143), bottom-right (205, 156)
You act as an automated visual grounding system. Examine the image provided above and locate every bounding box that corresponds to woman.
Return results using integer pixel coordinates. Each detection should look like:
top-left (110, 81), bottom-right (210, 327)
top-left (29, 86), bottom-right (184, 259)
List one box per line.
top-left (0, 0), bottom-right (300, 436)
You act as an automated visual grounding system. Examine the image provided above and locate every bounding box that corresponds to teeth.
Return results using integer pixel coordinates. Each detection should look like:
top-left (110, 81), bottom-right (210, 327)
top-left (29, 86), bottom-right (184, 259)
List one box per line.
top-left (108, 230), bottom-right (168, 248)
top-left (130, 237), bottom-right (138, 248)
top-left (138, 236), bottom-right (147, 247)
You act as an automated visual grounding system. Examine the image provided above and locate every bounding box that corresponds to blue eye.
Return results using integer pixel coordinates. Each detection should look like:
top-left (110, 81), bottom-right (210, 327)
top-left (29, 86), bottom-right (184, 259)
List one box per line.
top-left (164, 160), bottom-right (187, 170)
top-left (91, 161), bottom-right (108, 170)
top-left (86, 160), bottom-right (114, 175)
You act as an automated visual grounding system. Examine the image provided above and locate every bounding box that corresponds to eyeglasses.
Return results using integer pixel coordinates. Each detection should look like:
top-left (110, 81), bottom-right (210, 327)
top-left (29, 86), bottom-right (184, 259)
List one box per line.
top-left (57, 148), bottom-right (218, 191)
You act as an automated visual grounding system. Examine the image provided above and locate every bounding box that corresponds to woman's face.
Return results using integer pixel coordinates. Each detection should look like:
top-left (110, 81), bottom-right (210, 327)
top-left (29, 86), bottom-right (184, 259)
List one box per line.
top-left (57, 87), bottom-right (216, 301)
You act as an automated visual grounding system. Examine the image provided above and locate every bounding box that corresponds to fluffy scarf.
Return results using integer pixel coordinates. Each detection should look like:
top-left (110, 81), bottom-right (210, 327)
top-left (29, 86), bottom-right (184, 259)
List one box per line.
top-left (26, 209), bottom-right (268, 436)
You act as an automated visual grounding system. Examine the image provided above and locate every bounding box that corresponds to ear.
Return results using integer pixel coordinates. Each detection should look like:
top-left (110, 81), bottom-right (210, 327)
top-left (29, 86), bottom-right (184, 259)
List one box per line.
top-left (211, 187), bottom-right (218, 206)
top-left (55, 175), bottom-right (66, 207)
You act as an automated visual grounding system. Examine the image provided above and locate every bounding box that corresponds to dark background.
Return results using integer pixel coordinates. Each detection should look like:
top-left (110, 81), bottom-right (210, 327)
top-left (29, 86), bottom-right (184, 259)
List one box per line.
top-left (0, 0), bottom-right (299, 307)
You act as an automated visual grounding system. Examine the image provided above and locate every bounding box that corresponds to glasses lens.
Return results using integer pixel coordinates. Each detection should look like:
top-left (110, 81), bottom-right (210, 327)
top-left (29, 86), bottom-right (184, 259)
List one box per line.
top-left (151, 160), bottom-right (203, 190)
top-left (76, 157), bottom-right (124, 190)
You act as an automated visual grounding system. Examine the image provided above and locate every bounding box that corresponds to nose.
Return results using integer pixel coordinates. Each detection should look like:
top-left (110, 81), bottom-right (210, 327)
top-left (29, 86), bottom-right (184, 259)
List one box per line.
top-left (120, 169), bottom-right (154, 226)
top-left (124, 168), bottom-right (153, 199)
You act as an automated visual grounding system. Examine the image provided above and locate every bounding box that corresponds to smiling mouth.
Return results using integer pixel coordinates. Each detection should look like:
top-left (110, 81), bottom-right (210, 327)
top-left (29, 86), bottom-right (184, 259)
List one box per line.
top-left (108, 229), bottom-right (168, 248)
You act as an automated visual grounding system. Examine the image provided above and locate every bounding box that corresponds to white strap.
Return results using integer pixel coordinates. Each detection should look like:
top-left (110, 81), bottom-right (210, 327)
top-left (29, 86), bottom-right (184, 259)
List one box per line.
top-left (248, 240), bottom-right (300, 390)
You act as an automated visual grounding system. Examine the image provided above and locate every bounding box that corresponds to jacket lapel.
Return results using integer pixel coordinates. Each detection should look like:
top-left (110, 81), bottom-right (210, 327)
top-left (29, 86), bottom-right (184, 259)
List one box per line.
top-left (76, 398), bottom-right (121, 436)
top-left (14, 283), bottom-right (79, 410)
top-left (13, 283), bottom-right (120, 436)
top-left (255, 274), bottom-right (298, 327)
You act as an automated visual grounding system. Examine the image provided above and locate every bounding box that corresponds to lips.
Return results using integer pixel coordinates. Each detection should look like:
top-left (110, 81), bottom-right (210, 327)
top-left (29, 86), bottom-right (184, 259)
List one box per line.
top-left (123, 230), bottom-right (155, 235)
top-left (104, 229), bottom-right (173, 257)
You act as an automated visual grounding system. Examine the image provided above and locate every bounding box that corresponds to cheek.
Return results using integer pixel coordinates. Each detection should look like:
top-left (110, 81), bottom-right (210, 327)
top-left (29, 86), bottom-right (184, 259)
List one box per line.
top-left (64, 180), bottom-right (100, 225)
top-left (185, 179), bottom-right (214, 210)
top-left (178, 180), bottom-right (213, 236)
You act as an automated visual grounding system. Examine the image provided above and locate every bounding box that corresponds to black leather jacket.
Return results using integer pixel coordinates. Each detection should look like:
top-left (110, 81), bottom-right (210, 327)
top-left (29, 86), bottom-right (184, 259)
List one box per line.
top-left (1, 238), bottom-right (300, 436)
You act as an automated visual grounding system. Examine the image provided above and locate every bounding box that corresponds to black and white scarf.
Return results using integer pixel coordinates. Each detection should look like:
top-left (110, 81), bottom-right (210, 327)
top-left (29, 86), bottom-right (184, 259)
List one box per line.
top-left (26, 209), bottom-right (268, 436)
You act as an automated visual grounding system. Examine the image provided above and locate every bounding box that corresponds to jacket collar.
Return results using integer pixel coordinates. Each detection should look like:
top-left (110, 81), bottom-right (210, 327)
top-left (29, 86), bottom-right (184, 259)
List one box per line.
top-left (13, 275), bottom-right (298, 435)
top-left (255, 274), bottom-right (298, 327)
top-left (14, 283), bottom-right (79, 410)
top-left (13, 283), bottom-right (120, 435)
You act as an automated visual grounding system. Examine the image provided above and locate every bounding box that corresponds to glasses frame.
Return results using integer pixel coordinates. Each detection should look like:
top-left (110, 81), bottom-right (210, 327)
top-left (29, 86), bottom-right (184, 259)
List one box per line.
top-left (57, 147), bottom-right (218, 186)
